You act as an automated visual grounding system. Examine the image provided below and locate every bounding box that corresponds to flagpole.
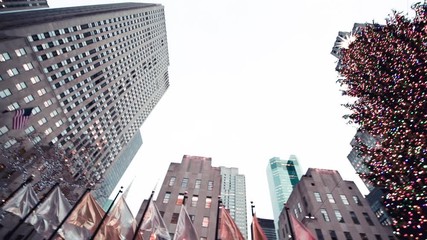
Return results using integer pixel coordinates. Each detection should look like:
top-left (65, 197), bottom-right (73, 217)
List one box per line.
top-left (5, 182), bottom-right (59, 239)
top-left (47, 188), bottom-right (91, 240)
top-left (132, 190), bottom-right (155, 240)
top-left (0, 176), bottom-right (33, 208)
top-left (215, 196), bottom-right (222, 240)
top-left (250, 201), bottom-right (255, 240)
top-left (90, 186), bottom-right (123, 240)
top-left (284, 204), bottom-right (295, 239)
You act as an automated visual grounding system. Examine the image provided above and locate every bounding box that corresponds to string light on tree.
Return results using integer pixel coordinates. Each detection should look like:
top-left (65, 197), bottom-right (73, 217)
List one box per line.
top-left (337, 3), bottom-right (427, 239)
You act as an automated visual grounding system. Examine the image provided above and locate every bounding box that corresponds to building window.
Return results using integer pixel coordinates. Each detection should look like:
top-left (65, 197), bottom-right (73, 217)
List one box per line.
top-left (7, 68), bottom-right (19, 77)
top-left (23, 63), bottom-right (34, 71)
top-left (190, 215), bottom-right (195, 222)
top-left (360, 233), bottom-right (368, 240)
top-left (7, 102), bottom-right (20, 111)
top-left (353, 195), bottom-right (362, 206)
top-left (45, 127), bottom-right (52, 136)
top-left (171, 213), bottom-right (179, 224)
top-left (0, 126), bottom-right (9, 136)
top-left (297, 202), bottom-right (302, 213)
top-left (32, 107), bottom-right (41, 115)
top-left (44, 99), bottom-right (53, 107)
top-left (37, 88), bottom-right (47, 96)
top-left (55, 120), bottom-right (63, 127)
top-left (334, 210), bottom-right (344, 223)
top-left (329, 230), bottom-right (338, 240)
top-left (4, 139), bottom-right (17, 149)
top-left (208, 181), bottom-right (213, 190)
top-left (294, 208), bottom-right (298, 218)
top-left (205, 197), bottom-right (212, 208)
top-left (191, 195), bottom-right (198, 207)
top-left (163, 192), bottom-right (171, 203)
top-left (0, 52), bottom-right (11, 61)
top-left (181, 178), bottom-right (188, 188)
top-left (314, 192), bottom-right (322, 202)
top-left (340, 194), bottom-right (349, 205)
top-left (38, 117), bottom-right (47, 126)
top-left (176, 193), bottom-right (184, 205)
top-left (375, 235), bottom-right (383, 240)
top-left (344, 232), bottom-right (353, 240)
top-left (16, 82), bottom-right (27, 90)
top-left (15, 48), bottom-right (26, 57)
top-left (315, 229), bottom-right (324, 240)
top-left (363, 212), bottom-right (374, 225)
top-left (0, 89), bottom-right (12, 98)
top-left (202, 217), bottom-right (209, 227)
top-left (168, 176), bottom-right (176, 186)
top-left (326, 193), bottom-right (335, 203)
top-left (24, 94), bottom-right (35, 103)
top-left (350, 211), bottom-right (360, 224)
top-left (320, 209), bottom-right (330, 222)
top-left (50, 109), bottom-right (58, 117)
top-left (32, 136), bottom-right (41, 144)
top-left (195, 179), bottom-right (201, 189)
top-left (30, 76), bottom-right (41, 84)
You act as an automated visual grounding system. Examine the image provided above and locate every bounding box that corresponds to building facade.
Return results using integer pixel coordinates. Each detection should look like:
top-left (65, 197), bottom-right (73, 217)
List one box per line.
top-left (0, 0), bottom-right (49, 12)
top-left (220, 166), bottom-right (248, 239)
top-left (266, 155), bottom-right (303, 229)
top-left (278, 168), bottom-right (395, 240)
top-left (154, 155), bottom-right (222, 239)
top-left (257, 217), bottom-right (277, 240)
top-left (0, 3), bottom-right (169, 198)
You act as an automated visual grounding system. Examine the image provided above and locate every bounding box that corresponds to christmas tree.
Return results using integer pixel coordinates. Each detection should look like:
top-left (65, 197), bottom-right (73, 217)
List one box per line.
top-left (337, 4), bottom-right (427, 239)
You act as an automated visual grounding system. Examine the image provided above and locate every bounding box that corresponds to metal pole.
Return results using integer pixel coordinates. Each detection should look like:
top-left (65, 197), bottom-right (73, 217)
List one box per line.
top-left (90, 186), bottom-right (123, 240)
top-left (182, 191), bottom-right (188, 206)
top-left (47, 188), bottom-right (91, 240)
top-left (215, 196), bottom-right (222, 240)
top-left (5, 182), bottom-right (59, 239)
top-left (250, 201), bottom-right (254, 240)
top-left (0, 176), bottom-right (33, 208)
top-left (131, 190), bottom-right (155, 240)
top-left (284, 204), bottom-right (295, 240)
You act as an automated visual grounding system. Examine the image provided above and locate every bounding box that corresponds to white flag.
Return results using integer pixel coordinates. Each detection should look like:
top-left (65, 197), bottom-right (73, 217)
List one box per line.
top-left (173, 205), bottom-right (198, 240)
top-left (2, 185), bottom-right (39, 218)
top-left (140, 200), bottom-right (170, 240)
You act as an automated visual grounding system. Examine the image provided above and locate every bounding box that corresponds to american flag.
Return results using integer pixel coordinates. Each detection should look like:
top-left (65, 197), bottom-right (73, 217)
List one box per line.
top-left (12, 108), bottom-right (33, 129)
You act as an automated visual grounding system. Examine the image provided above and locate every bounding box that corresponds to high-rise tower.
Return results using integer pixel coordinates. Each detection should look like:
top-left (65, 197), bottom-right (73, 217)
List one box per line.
top-left (266, 155), bottom-right (303, 230)
top-left (0, 3), bottom-right (169, 200)
top-left (154, 155), bottom-right (222, 240)
top-left (220, 166), bottom-right (248, 239)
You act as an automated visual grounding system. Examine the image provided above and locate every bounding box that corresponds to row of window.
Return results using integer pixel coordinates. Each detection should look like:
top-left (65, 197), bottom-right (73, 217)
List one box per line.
top-left (313, 192), bottom-right (362, 206)
top-left (169, 176), bottom-right (215, 190)
top-left (163, 192), bottom-right (213, 208)
top-left (0, 48), bottom-right (26, 62)
top-left (314, 229), bottom-right (394, 240)
top-left (318, 208), bottom-right (374, 225)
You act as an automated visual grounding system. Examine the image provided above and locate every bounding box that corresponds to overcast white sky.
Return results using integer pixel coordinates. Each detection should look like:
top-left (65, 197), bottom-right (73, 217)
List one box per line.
top-left (52, 0), bottom-right (415, 219)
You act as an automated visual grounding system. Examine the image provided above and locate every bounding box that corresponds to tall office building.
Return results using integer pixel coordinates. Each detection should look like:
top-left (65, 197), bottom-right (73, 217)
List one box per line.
top-left (278, 168), bottom-right (394, 240)
top-left (220, 166), bottom-right (248, 239)
top-left (266, 155), bottom-right (303, 230)
top-left (0, 0), bottom-right (49, 12)
top-left (0, 3), bottom-right (169, 200)
top-left (154, 155), bottom-right (222, 239)
top-left (256, 218), bottom-right (277, 240)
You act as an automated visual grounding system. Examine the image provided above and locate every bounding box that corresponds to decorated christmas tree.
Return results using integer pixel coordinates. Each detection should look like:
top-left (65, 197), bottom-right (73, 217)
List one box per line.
top-left (337, 3), bottom-right (427, 239)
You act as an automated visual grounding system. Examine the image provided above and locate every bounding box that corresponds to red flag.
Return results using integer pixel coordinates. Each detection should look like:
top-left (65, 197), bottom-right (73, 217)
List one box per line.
top-left (219, 207), bottom-right (245, 240)
top-left (12, 107), bottom-right (33, 129)
top-left (252, 214), bottom-right (267, 240)
top-left (290, 214), bottom-right (316, 240)
top-left (173, 205), bottom-right (198, 240)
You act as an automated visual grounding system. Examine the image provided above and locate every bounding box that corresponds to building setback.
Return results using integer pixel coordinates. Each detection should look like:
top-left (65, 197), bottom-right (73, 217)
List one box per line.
top-left (154, 155), bottom-right (222, 240)
top-left (0, 3), bottom-right (169, 200)
top-left (278, 168), bottom-right (395, 240)
top-left (266, 155), bottom-right (303, 231)
top-left (0, 0), bottom-right (49, 12)
top-left (220, 166), bottom-right (248, 239)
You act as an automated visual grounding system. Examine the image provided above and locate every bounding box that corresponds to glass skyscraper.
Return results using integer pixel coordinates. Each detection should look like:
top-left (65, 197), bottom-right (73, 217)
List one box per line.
top-left (266, 155), bottom-right (303, 230)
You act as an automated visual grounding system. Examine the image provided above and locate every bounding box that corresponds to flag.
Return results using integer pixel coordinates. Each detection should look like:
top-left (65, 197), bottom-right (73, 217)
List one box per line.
top-left (252, 214), bottom-right (267, 240)
top-left (219, 207), bottom-right (245, 240)
top-left (290, 214), bottom-right (316, 240)
top-left (26, 186), bottom-right (72, 238)
top-left (97, 196), bottom-right (137, 240)
top-left (12, 107), bottom-right (33, 129)
top-left (173, 205), bottom-right (198, 240)
top-left (140, 200), bottom-right (171, 240)
top-left (2, 185), bottom-right (39, 218)
top-left (62, 192), bottom-right (105, 239)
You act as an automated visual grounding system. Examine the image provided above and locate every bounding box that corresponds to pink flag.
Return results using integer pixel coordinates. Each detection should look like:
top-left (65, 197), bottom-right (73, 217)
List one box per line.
top-left (140, 200), bottom-right (171, 240)
top-left (219, 207), bottom-right (245, 240)
top-left (290, 214), bottom-right (316, 240)
top-left (252, 214), bottom-right (267, 240)
top-left (173, 205), bottom-right (198, 240)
